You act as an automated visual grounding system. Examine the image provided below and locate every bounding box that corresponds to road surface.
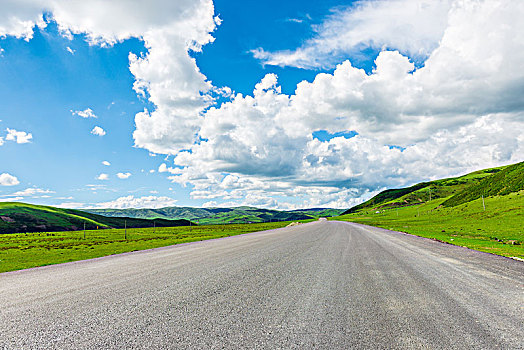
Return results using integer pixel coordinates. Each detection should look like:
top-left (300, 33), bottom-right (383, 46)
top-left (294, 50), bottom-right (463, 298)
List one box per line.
top-left (1, 221), bottom-right (523, 349)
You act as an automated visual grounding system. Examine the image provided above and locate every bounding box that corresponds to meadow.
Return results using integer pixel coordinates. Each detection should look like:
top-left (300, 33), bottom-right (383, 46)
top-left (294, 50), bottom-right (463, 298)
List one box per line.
top-left (0, 221), bottom-right (294, 273)
top-left (336, 191), bottom-right (524, 258)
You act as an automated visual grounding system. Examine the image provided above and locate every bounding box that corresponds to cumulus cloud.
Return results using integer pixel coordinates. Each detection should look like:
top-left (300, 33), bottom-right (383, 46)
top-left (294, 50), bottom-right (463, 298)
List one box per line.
top-left (116, 172), bottom-right (131, 179)
top-left (0, 1), bottom-right (219, 155)
top-left (71, 108), bottom-right (97, 118)
top-left (0, 0), bottom-right (46, 40)
top-left (164, 0), bottom-right (524, 208)
top-left (7, 187), bottom-right (54, 197)
top-left (158, 163), bottom-right (180, 174)
top-left (102, 160), bottom-right (111, 166)
top-left (91, 126), bottom-right (106, 136)
top-left (96, 173), bottom-right (109, 180)
top-left (5, 128), bottom-right (32, 143)
top-left (94, 195), bottom-right (177, 209)
top-left (253, 0), bottom-right (452, 69)
top-left (0, 173), bottom-right (20, 186)
top-left (2, 0), bottom-right (523, 209)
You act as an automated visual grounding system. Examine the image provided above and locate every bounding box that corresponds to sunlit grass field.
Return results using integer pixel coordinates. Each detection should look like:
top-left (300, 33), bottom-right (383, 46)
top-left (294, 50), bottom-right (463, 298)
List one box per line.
top-left (0, 221), bottom-right (296, 273)
top-left (335, 191), bottom-right (524, 258)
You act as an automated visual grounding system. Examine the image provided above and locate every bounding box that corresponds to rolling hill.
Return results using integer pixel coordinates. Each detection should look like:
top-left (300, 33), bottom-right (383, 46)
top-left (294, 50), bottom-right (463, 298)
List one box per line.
top-left (0, 202), bottom-right (192, 234)
top-left (342, 162), bottom-right (522, 214)
top-left (86, 206), bottom-right (344, 224)
top-left (441, 161), bottom-right (524, 207)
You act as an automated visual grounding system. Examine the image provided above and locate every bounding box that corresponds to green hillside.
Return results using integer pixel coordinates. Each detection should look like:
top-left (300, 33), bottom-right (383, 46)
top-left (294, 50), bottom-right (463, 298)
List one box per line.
top-left (89, 207), bottom-right (213, 220)
top-left (342, 164), bottom-right (512, 214)
top-left (0, 202), bottom-right (191, 234)
top-left (442, 161), bottom-right (524, 207)
top-left (336, 161), bottom-right (524, 258)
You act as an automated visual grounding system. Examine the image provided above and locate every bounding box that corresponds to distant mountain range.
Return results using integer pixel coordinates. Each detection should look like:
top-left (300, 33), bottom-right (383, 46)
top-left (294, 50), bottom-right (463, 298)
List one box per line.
top-left (85, 207), bottom-right (344, 224)
top-left (343, 161), bottom-right (524, 214)
top-left (0, 203), bottom-right (343, 234)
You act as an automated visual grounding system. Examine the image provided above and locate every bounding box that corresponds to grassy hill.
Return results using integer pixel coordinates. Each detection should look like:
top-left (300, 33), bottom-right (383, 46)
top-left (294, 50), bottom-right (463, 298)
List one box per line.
top-left (89, 207), bottom-right (213, 220)
top-left (441, 161), bottom-right (524, 207)
top-left (87, 206), bottom-right (344, 224)
top-left (336, 161), bottom-right (524, 258)
top-left (0, 202), bottom-right (191, 234)
top-left (342, 164), bottom-right (515, 214)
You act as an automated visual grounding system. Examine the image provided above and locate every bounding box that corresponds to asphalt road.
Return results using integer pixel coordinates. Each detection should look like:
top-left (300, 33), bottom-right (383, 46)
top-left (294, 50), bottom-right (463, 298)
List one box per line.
top-left (1, 221), bottom-right (523, 349)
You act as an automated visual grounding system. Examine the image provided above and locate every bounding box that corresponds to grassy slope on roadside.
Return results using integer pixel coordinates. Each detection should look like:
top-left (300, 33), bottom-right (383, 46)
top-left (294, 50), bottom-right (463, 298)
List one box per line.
top-left (0, 221), bottom-right (310, 273)
top-left (335, 191), bottom-right (524, 258)
top-left (342, 165), bottom-right (508, 214)
top-left (442, 161), bottom-right (524, 207)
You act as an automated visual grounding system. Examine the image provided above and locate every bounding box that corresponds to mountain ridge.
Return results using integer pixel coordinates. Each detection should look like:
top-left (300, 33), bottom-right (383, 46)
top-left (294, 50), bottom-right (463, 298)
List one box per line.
top-left (85, 207), bottom-right (344, 224)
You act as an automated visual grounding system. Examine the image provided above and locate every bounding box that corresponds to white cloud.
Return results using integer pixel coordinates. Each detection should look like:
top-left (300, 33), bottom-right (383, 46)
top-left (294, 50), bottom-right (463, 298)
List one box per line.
top-left (102, 160), bottom-right (111, 166)
top-left (55, 202), bottom-right (86, 209)
top-left (1, 0), bottom-right (523, 209)
top-left (0, 173), bottom-right (20, 186)
top-left (116, 172), bottom-right (131, 179)
top-left (0, 0), bottom-right (46, 40)
top-left (6, 187), bottom-right (54, 197)
top-left (91, 126), bottom-right (106, 136)
top-left (0, 0), bottom-right (220, 158)
top-left (0, 1), bottom-right (218, 155)
top-left (285, 18), bottom-right (304, 24)
top-left (253, 0), bottom-right (452, 69)
top-left (66, 46), bottom-right (75, 55)
top-left (71, 108), bottom-right (97, 118)
top-left (158, 163), bottom-right (180, 174)
top-left (96, 173), bottom-right (109, 180)
top-left (0, 137), bottom-right (4, 146)
top-left (162, 0), bottom-right (524, 208)
top-left (5, 128), bottom-right (32, 143)
top-left (94, 195), bottom-right (177, 209)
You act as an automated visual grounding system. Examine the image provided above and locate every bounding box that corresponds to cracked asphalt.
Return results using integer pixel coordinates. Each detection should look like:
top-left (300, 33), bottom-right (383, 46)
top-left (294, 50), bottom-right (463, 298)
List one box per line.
top-left (1, 220), bottom-right (523, 349)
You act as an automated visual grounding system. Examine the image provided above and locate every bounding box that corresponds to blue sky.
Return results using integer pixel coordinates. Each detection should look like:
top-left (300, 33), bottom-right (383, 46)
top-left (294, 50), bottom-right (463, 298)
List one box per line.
top-left (0, 0), bottom-right (522, 209)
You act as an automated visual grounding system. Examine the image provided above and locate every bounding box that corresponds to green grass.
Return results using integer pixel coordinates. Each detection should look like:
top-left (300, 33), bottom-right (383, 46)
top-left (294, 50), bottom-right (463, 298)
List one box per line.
top-left (0, 221), bottom-right (302, 273)
top-left (335, 191), bottom-right (524, 258)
